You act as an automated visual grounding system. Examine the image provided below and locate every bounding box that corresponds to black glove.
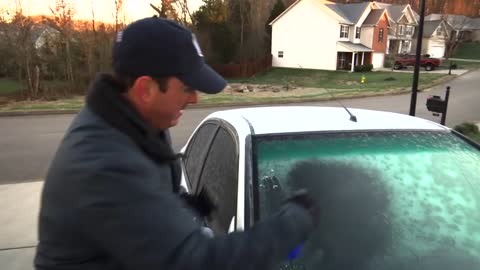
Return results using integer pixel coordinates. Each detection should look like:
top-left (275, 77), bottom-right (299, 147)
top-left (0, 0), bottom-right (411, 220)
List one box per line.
top-left (180, 188), bottom-right (217, 218)
top-left (285, 189), bottom-right (320, 226)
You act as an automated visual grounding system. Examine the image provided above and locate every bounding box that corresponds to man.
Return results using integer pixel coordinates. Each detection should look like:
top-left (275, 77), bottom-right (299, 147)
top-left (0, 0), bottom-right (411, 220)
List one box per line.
top-left (34, 17), bottom-right (318, 270)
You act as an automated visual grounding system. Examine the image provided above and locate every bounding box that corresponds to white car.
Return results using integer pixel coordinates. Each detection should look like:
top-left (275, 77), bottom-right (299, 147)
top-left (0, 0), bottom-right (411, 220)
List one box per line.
top-left (179, 106), bottom-right (480, 270)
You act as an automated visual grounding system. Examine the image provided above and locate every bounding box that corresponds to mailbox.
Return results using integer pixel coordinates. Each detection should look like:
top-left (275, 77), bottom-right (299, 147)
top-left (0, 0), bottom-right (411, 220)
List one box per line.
top-left (426, 95), bottom-right (446, 113)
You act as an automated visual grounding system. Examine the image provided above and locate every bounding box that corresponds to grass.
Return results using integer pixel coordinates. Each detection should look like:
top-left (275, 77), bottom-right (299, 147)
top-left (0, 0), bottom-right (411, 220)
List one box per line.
top-left (0, 68), bottom-right (451, 112)
top-left (0, 97), bottom-right (84, 111)
top-left (453, 42), bottom-right (480, 60)
top-left (440, 59), bottom-right (480, 69)
top-left (0, 79), bottom-right (23, 96)
top-left (470, 133), bottom-right (480, 144)
top-left (229, 68), bottom-right (447, 91)
top-left (454, 122), bottom-right (480, 144)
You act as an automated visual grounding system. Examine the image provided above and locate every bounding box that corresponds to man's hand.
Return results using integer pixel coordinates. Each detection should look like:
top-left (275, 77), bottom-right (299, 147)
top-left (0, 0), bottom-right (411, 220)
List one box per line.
top-left (180, 188), bottom-right (217, 218)
top-left (285, 189), bottom-right (320, 226)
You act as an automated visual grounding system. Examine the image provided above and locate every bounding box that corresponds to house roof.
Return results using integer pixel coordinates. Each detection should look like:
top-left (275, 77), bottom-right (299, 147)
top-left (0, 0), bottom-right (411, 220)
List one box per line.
top-left (375, 2), bottom-right (418, 25)
top-left (425, 14), bottom-right (443, 21)
top-left (332, 2), bottom-right (371, 24)
top-left (470, 18), bottom-right (480, 30)
top-left (376, 3), bottom-right (408, 22)
top-left (422, 20), bottom-right (443, 37)
top-left (337, 41), bottom-right (372, 52)
top-left (425, 14), bottom-right (480, 30)
top-left (324, 2), bottom-right (353, 24)
top-left (363, 9), bottom-right (386, 26)
top-left (269, 0), bottom-right (350, 25)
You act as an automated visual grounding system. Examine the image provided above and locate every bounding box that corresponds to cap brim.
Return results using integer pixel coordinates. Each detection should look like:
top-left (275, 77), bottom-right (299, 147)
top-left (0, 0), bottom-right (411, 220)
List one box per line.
top-left (177, 64), bottom-right (227, 94)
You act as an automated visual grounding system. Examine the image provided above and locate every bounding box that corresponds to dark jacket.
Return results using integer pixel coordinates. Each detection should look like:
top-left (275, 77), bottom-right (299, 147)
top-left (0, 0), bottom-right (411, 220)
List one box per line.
top-left (34, 74), bottom-right (314, 270)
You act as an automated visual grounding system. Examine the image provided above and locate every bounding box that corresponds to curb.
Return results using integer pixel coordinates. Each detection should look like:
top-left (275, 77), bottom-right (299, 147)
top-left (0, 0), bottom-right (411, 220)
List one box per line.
top-left (0, 110), bottom-right (80, 117)
top-left (0, 71), bottom-right (467, 117)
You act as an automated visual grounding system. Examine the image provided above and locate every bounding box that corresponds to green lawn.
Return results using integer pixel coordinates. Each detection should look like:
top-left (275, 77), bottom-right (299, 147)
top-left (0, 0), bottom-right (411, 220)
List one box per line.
top-left (0, 79), bottom-right (23, 96)
top-left (453, 42), bottom-right (480, 60)
top-left (0, 97), bottom-right (84, 111)
top-left (0, 68), bottom-right (451, 111)
top-left (229, 68), bottom-right (446, 91)
top-left (441, 59), bottom-right (480, 69)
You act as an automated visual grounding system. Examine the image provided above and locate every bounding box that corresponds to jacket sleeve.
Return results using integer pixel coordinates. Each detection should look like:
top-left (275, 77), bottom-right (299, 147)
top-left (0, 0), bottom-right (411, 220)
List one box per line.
top-left (77, 159), bottom-right (314, 270)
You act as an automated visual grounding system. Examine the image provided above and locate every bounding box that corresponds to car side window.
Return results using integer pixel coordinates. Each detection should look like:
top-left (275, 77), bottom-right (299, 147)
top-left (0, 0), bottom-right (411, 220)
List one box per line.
top-left (184, 122), bottom-right (218, 191)
top-left (197, 126), bottom-right (239, 235)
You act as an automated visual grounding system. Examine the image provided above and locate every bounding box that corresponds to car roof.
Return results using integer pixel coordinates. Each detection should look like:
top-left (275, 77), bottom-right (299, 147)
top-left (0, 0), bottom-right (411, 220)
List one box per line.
top-left (205, 106), bottom-right (447, 135)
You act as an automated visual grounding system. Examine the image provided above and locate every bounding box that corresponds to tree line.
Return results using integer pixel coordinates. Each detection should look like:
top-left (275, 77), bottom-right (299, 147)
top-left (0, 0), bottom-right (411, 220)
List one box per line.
top-left (0, 0), bottom-right (288, 99)
top-left (2, 0), bottom-right (476, 99)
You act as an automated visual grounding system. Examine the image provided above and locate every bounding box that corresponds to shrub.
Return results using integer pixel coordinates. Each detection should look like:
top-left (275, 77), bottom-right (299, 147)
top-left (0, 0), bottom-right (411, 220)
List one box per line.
top-left (354, 64), bottom-right (373, 72)
top-left (454, 122), bottom-right (479, 135)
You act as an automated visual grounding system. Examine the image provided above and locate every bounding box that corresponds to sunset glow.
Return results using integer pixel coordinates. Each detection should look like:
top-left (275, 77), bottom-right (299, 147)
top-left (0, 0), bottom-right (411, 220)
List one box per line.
top-left (1, 0), bottom-right (202, 23)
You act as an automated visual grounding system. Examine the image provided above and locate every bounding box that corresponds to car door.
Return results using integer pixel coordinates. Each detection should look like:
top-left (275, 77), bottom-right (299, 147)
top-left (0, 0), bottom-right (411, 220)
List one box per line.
top-left (194, 123), bottom-right (239, 235)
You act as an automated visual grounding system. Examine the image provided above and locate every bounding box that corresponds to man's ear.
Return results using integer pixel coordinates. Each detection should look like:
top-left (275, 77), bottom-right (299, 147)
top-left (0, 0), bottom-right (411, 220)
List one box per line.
top-left (131, 76), bottom-right (156, 104)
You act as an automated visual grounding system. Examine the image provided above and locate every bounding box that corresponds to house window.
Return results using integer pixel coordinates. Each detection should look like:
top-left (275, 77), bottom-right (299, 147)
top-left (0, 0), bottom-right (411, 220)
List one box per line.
top-left (406, 26), bottom-right (413, 35)
top-left (355, 27), bottom-right (361, 39)
top-left (340, 25), bottom-right (349, 38)
top-left (399, 25), bottom-right (405, 35)
top-left (379, 28), bottom-right (384, 42)
top-left (402, 40), bottom-right (411, 53)
top-left (278, 51), bottom-right (284, 58)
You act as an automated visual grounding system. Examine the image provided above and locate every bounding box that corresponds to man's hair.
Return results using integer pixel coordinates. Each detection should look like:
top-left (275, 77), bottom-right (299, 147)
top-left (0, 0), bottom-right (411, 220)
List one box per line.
top-left (113, 73), bottom-right (169, 93)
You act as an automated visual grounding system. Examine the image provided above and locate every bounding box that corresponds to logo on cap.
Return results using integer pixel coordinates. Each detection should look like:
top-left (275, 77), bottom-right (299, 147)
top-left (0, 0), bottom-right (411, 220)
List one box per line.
top-left (192, 34), bottom-right (204, 57)
top-left (116, 31), bottom-right (124, 43)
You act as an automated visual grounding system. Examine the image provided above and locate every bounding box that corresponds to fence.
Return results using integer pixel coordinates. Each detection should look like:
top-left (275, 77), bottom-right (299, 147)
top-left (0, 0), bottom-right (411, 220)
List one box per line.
top-left (211, 55), bottom-right (272, 79)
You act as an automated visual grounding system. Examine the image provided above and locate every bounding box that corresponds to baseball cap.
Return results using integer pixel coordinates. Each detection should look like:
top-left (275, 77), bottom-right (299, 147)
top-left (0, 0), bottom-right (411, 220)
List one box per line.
top-left (113, 17), bottom-right (227, 94)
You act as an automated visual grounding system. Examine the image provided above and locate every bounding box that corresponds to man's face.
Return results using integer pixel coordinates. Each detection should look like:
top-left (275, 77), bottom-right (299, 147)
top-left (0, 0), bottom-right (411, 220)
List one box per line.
top-left (140, 77), bottom-right (198, 130)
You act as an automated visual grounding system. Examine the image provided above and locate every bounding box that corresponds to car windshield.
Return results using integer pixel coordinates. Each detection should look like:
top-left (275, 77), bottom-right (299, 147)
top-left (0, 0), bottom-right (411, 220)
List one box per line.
top-left (253, 130), bottom-right (480, 270)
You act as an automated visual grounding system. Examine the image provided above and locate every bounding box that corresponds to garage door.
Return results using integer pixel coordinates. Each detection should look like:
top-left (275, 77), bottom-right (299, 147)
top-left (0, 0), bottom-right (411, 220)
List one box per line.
top-left (429, 46), bottom-right (445, 58)
top-left (372, 53), bottom-right (385, 69)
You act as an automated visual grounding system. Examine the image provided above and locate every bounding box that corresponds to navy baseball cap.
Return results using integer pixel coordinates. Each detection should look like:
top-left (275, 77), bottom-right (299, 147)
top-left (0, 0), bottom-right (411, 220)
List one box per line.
top-left (113, 17), bottom-right (227, 94)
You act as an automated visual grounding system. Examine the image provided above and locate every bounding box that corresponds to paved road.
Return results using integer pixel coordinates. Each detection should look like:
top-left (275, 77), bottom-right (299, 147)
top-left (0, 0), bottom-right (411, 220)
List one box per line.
top-left (1, 69), bottom-right (479, 185)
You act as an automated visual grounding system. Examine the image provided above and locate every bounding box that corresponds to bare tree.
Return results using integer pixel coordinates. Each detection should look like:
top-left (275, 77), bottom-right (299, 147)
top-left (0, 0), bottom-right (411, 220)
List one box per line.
top-left (79, 1), bottom-right (97, 79)
top-left (113, 0), bottom-right (124, 33)
top-left (1, 4), bottom-right (37, 96)
top-left (172, 0), bottom-right (195, 26)
top-left (49, 0), bottom-right (75, 87)
top-left (444, 15), bottom-right (471, 58)
top-left (151, 1), bottom-right (179, 21)
top-left (244, 0), bottom-right (275, 59)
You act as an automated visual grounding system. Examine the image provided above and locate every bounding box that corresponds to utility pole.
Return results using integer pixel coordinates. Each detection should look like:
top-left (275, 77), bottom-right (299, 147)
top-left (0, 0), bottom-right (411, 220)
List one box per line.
top-left (440, 86), bottom-right (451, 125)
top-left (409, 0), bottom-right (426, 116)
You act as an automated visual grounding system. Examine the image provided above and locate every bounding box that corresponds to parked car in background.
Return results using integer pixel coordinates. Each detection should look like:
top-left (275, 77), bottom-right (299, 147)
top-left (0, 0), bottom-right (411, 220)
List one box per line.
top-left (394, 54), bottom-right (442, 71)
top-left (179, 106), bottom-right (480, 270)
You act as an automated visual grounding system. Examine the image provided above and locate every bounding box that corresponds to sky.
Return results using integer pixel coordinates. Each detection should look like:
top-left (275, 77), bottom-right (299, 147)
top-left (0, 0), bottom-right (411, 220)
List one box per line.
top-left (1, 0), bottom-right (203, 23)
